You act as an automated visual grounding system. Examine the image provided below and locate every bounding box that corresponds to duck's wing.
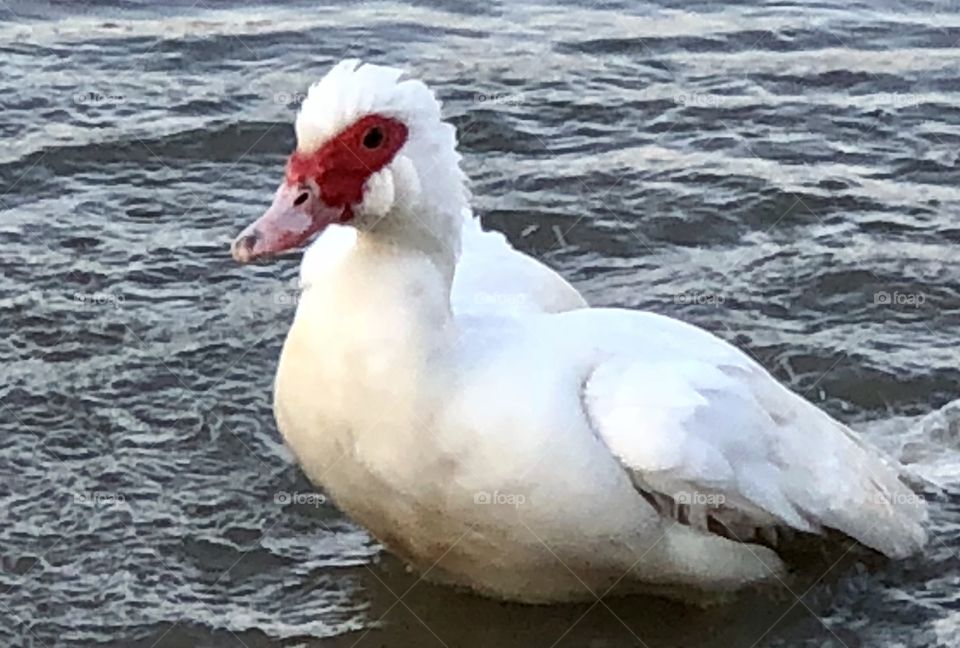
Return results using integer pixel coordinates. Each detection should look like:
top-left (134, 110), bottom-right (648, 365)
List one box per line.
top-left (573, 310), bottom-right (928, 558)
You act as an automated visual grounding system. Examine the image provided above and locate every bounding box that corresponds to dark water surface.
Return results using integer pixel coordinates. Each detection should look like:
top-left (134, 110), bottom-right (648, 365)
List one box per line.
top-left (3, 0), bottom-right (960, 646)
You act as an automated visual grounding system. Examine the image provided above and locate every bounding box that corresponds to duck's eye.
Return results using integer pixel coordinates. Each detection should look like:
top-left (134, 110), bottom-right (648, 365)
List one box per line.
top-left (362, 127), bottom-right (384, 149)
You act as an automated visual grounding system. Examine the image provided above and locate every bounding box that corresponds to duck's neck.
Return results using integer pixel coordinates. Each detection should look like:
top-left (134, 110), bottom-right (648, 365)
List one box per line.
top-left (298, 207), bottom-right (461, 354)
top-left (356, 202), bottom-right (462, 294)
top-left (353, 135), bottom-right (468, 292)
top-left (359, 246), bottom-right (453, 311)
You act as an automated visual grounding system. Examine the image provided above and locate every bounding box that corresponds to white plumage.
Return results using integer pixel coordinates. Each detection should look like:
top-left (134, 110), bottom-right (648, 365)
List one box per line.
top-left (250, 60), bottom-right (928, 603)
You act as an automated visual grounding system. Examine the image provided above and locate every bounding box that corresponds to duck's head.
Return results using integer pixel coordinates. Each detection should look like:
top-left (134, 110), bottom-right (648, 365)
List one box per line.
top-left (232, 59), bottom-right (467, 264)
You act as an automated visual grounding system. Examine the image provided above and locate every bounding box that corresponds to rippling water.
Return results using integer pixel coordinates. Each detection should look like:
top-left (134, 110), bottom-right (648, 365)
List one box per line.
top-left (3, 0), bottom-right (960, 646)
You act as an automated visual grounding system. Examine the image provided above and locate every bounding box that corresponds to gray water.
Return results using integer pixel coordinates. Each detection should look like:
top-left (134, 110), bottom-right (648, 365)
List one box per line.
top-left (3, 1), bottom-right (960, 646)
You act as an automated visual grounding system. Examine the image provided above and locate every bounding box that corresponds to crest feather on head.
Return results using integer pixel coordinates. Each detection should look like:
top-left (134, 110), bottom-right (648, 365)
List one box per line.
top-left (295, 60), bottom-right (443, 154)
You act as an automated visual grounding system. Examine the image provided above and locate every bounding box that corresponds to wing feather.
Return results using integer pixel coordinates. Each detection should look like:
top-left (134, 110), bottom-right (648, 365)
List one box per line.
top-left (582, 344), bottom-right (928, 558)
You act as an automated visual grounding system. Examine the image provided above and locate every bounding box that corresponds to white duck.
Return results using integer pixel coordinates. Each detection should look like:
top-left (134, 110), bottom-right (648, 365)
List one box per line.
top-left (232, 60), bottom-right (927, 603)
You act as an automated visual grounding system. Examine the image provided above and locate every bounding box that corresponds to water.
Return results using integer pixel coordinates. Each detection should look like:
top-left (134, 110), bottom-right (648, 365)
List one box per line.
top-left (2, 0), bottom-right (960, 646)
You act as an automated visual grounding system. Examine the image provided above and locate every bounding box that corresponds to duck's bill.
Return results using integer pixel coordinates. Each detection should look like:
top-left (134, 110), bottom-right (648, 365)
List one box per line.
top-left (231, 182), bottom-right (341, 264)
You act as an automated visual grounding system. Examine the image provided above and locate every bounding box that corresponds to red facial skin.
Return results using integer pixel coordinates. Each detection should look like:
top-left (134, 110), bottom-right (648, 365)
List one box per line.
top-left (231, 113), bottom-right (408, 263)
top-left (287, 114), bottom-right (408, 221)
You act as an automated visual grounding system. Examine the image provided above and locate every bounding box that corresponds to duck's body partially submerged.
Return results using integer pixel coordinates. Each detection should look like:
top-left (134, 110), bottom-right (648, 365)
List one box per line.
top-left (232, 60), bottom-right (927, 603)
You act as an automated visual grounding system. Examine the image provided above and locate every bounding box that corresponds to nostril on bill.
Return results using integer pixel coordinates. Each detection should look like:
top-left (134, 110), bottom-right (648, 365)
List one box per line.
top-left (231, 231), bottom-right (260, 263)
